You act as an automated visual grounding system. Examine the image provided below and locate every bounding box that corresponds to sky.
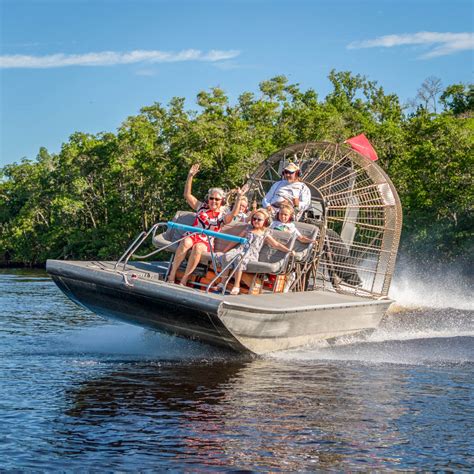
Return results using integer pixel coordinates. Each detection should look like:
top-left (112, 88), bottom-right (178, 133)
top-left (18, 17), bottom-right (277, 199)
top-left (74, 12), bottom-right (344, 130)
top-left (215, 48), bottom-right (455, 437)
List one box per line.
top-left (1, 0), bottom-right (473, 167)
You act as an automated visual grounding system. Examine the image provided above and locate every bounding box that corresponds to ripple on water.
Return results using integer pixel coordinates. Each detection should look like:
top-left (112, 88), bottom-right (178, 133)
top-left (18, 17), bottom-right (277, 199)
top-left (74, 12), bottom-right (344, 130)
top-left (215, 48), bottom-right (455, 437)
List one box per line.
top-left (0, 270), bottom-right (473, 470)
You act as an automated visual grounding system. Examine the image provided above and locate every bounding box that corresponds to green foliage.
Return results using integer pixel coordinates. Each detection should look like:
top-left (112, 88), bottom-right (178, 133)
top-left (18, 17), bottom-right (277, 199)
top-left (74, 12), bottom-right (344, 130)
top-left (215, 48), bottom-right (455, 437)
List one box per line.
top-left (440, 83), bottom-right (474, 115)
top-left (1, 72), bottom-right (472, 267)
top-left (390, 113), bottom-right (473, 262)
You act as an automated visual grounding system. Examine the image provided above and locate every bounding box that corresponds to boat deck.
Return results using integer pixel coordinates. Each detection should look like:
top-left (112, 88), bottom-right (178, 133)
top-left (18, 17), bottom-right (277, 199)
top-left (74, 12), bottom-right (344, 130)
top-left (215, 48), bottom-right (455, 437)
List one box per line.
top-left (49, 260), bottom-right (390, 313)
top-left (224, 290), bottom-right (389, 313)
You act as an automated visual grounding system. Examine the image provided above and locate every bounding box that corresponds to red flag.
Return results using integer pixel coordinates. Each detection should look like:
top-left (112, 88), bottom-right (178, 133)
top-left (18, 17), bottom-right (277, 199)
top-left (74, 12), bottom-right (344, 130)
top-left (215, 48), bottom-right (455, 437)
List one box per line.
top-left (345, 134), bottom-right (379, 161)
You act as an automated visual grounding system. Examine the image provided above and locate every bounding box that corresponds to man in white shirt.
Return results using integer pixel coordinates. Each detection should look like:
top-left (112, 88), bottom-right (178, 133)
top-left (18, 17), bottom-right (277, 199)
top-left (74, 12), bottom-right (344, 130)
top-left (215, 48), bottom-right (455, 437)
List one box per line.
top-left (262, 163), bottom-right (312, 220)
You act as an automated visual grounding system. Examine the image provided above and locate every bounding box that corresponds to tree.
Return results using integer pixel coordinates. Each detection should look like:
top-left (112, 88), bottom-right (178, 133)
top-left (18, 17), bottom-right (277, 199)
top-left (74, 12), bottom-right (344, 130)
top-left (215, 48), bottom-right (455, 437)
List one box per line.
top-left (1, 72), bottom-right (472, 269)
top-left (440, 83), bottom-right (474, 115)
top-left (416, 76), bottom-right (443, 113)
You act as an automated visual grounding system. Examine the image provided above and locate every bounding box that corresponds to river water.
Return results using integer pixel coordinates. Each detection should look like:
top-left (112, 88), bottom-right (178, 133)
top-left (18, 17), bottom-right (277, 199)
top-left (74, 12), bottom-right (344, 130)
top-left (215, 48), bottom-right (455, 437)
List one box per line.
top-left (1, 269), bottom-right (473, 470)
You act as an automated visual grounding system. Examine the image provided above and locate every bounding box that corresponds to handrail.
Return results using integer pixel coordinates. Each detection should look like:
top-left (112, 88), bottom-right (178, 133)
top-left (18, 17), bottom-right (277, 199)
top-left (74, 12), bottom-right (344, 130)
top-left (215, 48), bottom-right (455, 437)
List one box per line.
top-left (115, 219), bottom-right (304, 295)
top-left (117, 223), bottom-right (167, 271)
top-left (166, 221), bottom-right (248, 245)
top-left (115, 221), bottom-right (249, 273)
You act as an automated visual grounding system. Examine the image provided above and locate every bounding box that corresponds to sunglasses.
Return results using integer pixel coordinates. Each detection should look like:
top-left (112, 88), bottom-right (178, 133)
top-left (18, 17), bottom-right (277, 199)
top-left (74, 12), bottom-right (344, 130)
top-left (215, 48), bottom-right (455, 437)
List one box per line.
top-left (208, 197), bottom-right (222, 201)
top-left (284, 170), bottom-right (296, 175)
top-left (252, 217), bottom-right (264, 222)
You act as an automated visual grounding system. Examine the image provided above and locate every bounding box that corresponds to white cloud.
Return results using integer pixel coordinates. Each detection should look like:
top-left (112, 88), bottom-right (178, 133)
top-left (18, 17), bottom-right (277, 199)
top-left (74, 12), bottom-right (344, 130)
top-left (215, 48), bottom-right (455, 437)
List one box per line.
top-left (348, 32), bottom-right (474, 58)
top-left (0, 48), bottom-right (240, 69)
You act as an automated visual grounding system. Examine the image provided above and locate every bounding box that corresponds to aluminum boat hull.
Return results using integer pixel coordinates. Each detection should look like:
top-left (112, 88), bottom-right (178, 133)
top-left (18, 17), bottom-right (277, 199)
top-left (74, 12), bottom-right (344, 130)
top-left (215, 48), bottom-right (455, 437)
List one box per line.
top-left (46, 259), bottom-right (392, 354)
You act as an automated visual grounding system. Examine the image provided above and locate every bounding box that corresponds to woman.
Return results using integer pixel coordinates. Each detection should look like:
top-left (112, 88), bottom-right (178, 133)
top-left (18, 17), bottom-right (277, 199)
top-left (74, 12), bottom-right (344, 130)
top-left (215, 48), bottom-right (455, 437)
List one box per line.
top-left (262, 162), bottom-right (311, 220)
top-left (167, 163), bottom-right (247, 286)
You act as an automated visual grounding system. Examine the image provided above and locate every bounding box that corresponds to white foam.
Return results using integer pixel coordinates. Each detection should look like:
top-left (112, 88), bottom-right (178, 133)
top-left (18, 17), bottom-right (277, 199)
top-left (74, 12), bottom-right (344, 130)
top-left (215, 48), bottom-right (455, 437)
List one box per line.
top-left (60, 323), bottom-right (226, 360)
top-left (272, 332), bottom-right (474, 365)
top-left (389, 268), bottom-right (474, 311)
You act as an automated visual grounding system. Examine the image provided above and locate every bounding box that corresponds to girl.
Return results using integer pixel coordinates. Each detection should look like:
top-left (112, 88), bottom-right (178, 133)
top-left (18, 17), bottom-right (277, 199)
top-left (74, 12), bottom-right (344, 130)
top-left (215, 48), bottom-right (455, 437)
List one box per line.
top-left (270, 204), bottom-right (317, 244)
top-left (220, 208), bottom-right (294, 295)
top-left (226, 194), bottom-right (250, 223)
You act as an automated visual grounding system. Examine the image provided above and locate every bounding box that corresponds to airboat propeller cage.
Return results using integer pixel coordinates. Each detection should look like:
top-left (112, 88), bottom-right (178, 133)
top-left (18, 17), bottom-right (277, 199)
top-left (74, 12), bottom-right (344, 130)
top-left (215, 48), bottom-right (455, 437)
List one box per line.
top-left (246, 142), bottom-right (403, 297)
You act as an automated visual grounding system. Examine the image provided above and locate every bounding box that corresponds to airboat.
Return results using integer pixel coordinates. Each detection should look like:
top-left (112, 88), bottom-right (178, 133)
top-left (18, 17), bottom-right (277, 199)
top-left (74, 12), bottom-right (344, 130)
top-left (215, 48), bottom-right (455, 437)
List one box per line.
top-left (47, 142), bottom-right (402, 354)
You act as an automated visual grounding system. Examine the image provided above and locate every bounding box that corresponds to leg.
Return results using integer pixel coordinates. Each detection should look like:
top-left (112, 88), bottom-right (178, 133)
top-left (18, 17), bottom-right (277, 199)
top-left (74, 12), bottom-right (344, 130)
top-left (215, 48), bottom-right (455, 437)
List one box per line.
top-left (180, 242), bottom-right (208, 286)
top-left (241, 272), bottom-right (255, 288)
top-left (167, 237), bottom-right (193, 283)
top-left (218, 269), bottom-right (229, 288)
top-left (231, 269), bottom-right (243, 294)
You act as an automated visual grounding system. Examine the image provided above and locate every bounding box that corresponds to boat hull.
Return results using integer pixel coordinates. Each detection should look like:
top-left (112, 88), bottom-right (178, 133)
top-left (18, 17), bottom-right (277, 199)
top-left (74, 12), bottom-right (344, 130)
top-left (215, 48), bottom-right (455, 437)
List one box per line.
top-left (46, 260), bottom-right (392, 354)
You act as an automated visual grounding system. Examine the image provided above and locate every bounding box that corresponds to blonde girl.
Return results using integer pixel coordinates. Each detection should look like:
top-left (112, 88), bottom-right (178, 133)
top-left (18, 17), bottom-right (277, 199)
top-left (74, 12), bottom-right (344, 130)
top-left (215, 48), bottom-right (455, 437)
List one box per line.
top-left (220, 208), bottom-right (293, 295)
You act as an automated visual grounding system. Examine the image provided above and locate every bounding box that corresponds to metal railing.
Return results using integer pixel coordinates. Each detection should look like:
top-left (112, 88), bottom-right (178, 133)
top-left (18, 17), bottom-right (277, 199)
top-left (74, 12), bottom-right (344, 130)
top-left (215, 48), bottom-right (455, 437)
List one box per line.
top-left (114, 221), bottom-right (251, 294)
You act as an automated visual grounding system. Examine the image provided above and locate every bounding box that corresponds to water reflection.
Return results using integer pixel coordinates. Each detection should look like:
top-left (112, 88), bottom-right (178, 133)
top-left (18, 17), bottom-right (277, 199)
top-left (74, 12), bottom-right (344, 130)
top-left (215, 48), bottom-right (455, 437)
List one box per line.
top-left (57, 359), bottom-right (422, 470)
top-left (65, 361), bottom-right (245, 417)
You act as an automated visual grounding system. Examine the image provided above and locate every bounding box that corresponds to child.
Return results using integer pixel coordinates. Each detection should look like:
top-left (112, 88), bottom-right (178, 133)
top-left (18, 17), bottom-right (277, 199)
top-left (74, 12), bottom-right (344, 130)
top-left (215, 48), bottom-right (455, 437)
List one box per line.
top-left (231, 195), bottom-right (250, 223)
top-left (270, 204), bottom-right (317, 293)
top-left (219, 208), bottom-right (293, 295)
top-left (270, 204), bottom-right (316, 244)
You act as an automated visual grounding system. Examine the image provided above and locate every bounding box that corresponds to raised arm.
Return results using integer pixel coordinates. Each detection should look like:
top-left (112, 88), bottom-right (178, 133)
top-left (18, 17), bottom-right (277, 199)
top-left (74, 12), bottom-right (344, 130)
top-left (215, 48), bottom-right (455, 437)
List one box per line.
top-left (223, 183), bottom-right (249, 224)
top-left (184, 164), bottom-right (201, 210)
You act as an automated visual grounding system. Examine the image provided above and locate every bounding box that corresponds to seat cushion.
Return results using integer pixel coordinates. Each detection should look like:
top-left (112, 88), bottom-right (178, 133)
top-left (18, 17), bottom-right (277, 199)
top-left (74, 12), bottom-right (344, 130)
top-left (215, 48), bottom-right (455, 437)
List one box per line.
top-left (247, 229), bottom-right (294, 274)
top-left (245, 259), bottom-right (284, 274)
top-left (152, 211), bottom-right (196, 251)
top-left (214, 223), bottom-right (248, 253)
top-left (199, 223), bottom-right (248, 264)
top-left (293, 222), bottom-right (320, 261)
top-left (152, 233), bottom-right (179, 252)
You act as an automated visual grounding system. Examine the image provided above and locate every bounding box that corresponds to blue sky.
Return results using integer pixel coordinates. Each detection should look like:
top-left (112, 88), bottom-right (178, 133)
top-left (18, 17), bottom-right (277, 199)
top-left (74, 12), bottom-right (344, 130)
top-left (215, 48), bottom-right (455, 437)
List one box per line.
top-left (1, 0), bottom-right (473, 167)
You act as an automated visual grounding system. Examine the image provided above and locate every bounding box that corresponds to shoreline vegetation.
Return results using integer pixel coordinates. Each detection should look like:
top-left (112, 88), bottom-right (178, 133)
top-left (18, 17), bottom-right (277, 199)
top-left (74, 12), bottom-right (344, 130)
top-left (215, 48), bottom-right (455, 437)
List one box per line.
top-left (1, 72), bottom-right (473, 272)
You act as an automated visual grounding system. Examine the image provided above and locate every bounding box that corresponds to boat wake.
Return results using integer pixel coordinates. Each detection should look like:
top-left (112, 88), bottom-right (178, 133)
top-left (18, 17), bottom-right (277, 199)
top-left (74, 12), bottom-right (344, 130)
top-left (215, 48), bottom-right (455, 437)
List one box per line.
top-left (58, 305), bottom-right (473, 366)
top-left (389, 265), bottom-right (473, 311)
top-left (273, 307), bottom-right (474, 365)
top-left (59, 323), bottom-right (238, 362)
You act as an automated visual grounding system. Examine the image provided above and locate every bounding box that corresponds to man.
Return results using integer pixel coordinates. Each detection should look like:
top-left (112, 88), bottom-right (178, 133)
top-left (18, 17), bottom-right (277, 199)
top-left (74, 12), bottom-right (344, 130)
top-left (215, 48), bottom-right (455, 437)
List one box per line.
top-left (262, 163), bottom-right (311, 220)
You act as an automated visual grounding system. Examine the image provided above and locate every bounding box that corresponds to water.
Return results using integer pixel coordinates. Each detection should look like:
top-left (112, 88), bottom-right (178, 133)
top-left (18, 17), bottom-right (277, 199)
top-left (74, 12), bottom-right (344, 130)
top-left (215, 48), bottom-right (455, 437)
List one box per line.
top-left (1, 269), bottom-right (473, 470)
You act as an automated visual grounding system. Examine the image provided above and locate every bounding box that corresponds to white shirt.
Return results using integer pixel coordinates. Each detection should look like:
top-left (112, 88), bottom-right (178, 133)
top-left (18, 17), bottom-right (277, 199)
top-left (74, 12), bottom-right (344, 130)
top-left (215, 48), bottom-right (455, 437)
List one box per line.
top-left (270, 220), bottom-right (302, 238)
top-left (262, 180), bottom-right (312, 218)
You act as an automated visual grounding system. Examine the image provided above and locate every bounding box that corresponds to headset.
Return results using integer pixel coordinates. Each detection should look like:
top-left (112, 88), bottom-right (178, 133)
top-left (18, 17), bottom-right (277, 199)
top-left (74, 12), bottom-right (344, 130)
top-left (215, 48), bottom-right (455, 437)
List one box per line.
top-left (281, 162), bottom-right (301, 179)
top-left (250, 208), bottom-right (272, 227)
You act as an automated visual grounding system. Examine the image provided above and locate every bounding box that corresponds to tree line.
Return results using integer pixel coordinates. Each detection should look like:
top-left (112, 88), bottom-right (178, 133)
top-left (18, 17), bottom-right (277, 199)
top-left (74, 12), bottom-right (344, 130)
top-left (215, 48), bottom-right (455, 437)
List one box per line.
top-left (1, 71), bottom-right (472, 270)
